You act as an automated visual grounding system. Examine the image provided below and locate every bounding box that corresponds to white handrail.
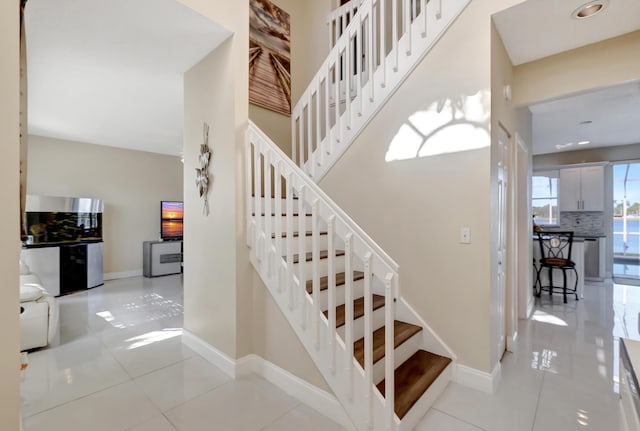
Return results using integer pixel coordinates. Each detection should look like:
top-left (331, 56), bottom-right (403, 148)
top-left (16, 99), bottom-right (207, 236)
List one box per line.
top-left (247, 120), bottom-right (399, 429)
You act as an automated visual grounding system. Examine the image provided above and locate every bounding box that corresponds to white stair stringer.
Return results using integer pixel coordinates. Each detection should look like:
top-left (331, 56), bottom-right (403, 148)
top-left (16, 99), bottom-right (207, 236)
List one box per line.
top-left (292, 0), bottom-right (471, 182)
top-left (247, 122), bottom-right (456, 431)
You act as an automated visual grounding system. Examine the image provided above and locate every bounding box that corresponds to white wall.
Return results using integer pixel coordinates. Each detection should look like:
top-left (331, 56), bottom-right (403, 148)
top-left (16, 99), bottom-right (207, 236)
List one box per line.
top-left (0, 1), bottom-right (22, 428)
top-left (27, 135), bottom-right (183, 277)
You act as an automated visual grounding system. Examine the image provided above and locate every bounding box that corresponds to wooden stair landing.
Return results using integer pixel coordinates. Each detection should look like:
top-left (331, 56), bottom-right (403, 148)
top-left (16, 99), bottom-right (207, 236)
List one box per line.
top-left (354, 320), bottom-right (422, 367)
top-left (377, 350), bottom-right (452, 419)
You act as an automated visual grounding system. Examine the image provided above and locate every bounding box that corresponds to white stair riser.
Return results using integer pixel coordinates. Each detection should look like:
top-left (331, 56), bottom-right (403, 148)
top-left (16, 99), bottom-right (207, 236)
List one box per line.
top-left (371, 331), bottom-right (423, 385)
top-left (256, 215), bottom-right (316, 232)
top-left (292, 255), bottom-right (346, 279)
top-left (278, 234), bottom-right (329, 256)
top-left (336, 302), bottom-right (386, 341)
top-left (312, 277), bottom-right (365, 310)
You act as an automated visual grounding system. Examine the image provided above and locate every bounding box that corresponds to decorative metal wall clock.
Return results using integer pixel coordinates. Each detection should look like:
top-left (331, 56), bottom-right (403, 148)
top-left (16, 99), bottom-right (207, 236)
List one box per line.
top-left (195, 123), bottom-right (211, 215)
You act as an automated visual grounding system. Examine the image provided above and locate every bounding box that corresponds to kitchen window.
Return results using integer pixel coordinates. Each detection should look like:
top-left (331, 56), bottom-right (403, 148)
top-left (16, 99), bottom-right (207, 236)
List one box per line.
top-left (532, 170), bottom-right (559, 225)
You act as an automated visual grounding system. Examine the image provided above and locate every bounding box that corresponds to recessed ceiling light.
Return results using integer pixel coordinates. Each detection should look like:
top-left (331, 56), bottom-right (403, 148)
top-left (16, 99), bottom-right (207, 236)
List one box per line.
top-left (572, 1), bottom-right (608, 19)
top-left (578, 140), bottom-right (591, 145)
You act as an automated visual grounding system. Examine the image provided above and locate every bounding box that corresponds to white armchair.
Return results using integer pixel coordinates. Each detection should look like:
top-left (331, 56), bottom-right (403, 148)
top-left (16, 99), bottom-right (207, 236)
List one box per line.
top-left (19, 262), bottom-right (59, 351)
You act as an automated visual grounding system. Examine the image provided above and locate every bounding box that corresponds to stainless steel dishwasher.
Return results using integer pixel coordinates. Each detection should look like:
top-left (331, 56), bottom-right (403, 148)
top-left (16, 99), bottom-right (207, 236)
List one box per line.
top-left (584, 237), bottom-right (601, 280)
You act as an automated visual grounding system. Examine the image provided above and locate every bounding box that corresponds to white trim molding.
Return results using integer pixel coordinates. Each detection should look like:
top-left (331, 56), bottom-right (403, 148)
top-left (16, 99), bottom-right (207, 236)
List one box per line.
top-left (181, 330), bottom-right (236, 378)
top-left (454, 362), bottom-right (502, 394)
top-left (182, 331), bottom-right (355, 430)
top-left (103, 269), bottom-right (143, 280)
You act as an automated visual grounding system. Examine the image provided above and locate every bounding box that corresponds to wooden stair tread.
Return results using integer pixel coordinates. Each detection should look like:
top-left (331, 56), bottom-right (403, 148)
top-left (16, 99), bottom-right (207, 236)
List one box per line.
top-left (306, 271), bottom-right (365, 294)
top-left (287, 250), bottom-right (345, 264)
top-left (376, 350), bottom-right (452, 419)
top-left (272, 231), bottom-right (328, 239)
top-left (354, 320), bottom-right (422, 367)
top-left (323, 294), bottom-right (385, 327)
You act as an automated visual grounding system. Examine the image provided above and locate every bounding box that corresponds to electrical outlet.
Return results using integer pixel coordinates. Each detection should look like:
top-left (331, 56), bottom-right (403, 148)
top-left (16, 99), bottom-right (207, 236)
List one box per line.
top-left (460, 227), bottom-right (471, 244)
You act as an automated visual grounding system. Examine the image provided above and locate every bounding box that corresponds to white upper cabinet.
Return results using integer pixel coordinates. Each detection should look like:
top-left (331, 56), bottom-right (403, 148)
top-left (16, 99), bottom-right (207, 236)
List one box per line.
top-left (559, 166), bottom-right (604, 212)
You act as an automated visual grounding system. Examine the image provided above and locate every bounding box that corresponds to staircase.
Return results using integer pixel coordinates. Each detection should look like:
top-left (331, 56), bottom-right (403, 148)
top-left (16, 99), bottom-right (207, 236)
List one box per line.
top-left (292, 0), bottom-right (470, 181)
top-left (246, 123), bottom-right (455, 431)
top-left (246, 0), bottom-right (472, 429)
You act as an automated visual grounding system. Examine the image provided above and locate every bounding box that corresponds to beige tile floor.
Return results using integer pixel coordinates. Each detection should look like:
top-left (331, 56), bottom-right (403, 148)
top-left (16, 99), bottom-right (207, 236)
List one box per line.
top-left (21, 274), bottom-right (634, 430)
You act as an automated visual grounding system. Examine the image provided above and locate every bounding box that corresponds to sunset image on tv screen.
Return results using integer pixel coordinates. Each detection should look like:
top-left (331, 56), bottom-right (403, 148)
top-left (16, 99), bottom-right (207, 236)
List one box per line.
top-left (162, 202), bottom-right (183, 220)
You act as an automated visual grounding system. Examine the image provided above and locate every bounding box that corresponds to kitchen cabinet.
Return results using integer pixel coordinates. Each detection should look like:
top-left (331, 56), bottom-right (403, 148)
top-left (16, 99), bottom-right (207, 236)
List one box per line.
top-left (559, 166), bottom-right (604, 212)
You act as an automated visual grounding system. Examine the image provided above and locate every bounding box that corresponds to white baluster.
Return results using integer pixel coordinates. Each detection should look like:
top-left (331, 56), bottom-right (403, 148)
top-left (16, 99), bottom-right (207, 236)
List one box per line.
top-left (422, 0), bottom-right (428, 37)
top-left (292, 113), bottom-right (298, 167)
top-left (286, 174), bottom-right (295, 311)
top-left (246, 137), bottom-right (252, 248)
top-left (264, 150), bottom-right (272, 276)
top-left (344, 232), bottom-right (354, 400)
top-left (312, 199), bottom-right (321, 350)
top-left (392, 0), bottom-right (398, 72)
top-left (307, 95), bottom-right (315, 177)
top-left (355, 12), bottom-right (363, 117)
top-left (435, 0), bottom-right (442, 19)
top-left (363, 251), bottom-right (373, 429)
top-left (380, 0), bottom-right (387, 88)
top-left (385, 272), bottom-right (396, 431)
top-left (367, 2), bottom-right (375, 102)
top-left (315, 88), bottom-right (322, 167)
top-left (298, 185), bottom-right (307, 330)
top-left (404, 0), bottom-right (412, 55)
top-left (345, 33), bottom-right (352, 131)
top-left (333, 56), bottom-right (341, 144)
top-left (327, 215), bottom-right (336, 374)
top-left (253, 141), bottom-right (262, 262)
top-left (298, 112), bottom-right (305, 172)
top-left (274, 160), bottom-right (283, 290)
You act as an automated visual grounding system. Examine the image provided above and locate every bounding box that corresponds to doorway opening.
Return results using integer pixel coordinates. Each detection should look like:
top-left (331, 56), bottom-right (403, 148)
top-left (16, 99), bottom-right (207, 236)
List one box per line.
top-left (613, 162), bottom-right (640, 283)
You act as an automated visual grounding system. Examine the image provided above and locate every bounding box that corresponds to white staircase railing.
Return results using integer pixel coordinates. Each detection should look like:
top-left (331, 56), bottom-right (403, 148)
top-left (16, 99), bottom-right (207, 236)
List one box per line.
top-left (247, 121), bottom-right (399, 430)
top-left (247, 121), bottom-right (455, 431)
top-left (292, 0), bottom-right (470, 181)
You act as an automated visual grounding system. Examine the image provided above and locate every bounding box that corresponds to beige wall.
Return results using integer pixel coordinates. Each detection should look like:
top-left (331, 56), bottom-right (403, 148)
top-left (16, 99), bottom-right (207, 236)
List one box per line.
top-left (27, 135), bottom-right (183, 276)
top-left (320, 0), bottom-right (522, 372)
top-left (249, 0), bottom-right (332, 157)
top-left (0, 1), bottom-right (21, 428)
top-left (513, 30), bottom-right (640, 106)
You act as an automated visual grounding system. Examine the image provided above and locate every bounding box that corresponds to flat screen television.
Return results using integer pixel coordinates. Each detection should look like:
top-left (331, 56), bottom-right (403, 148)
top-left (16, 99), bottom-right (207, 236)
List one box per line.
top-left (161, 201), bottom-right (184, 241)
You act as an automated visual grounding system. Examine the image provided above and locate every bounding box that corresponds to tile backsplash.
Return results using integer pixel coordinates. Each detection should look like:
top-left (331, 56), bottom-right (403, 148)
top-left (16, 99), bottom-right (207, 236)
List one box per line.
top-left (560, 212), bottom-right (605, 235)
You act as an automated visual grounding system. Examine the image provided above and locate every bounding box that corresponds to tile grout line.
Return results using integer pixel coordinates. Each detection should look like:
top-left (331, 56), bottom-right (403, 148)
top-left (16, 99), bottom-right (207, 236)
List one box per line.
top-left (431, 407), bottom-right (489, 431)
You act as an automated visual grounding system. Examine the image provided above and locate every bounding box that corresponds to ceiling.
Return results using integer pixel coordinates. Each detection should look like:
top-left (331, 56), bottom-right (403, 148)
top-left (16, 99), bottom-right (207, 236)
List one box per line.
top-left (530, 80), bottom-right (640, 155)
top-left (494, 0), bottom-right (640, 156)
top-left (26, 0), bottom-right (230, 156)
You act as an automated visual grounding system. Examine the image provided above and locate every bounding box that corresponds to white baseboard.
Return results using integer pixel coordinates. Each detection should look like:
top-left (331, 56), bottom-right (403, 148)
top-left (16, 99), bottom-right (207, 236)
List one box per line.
top-left (181, 332), bottom-right (355, 430)
top-left (507, 331), bottom-right (518, 353)
top-left (243, 355), bottom-right (355, 431)
top-left (103, 269), bottom-right (143, 280)
top-left (181, 330), bottom-right (236, 378)
top-left (454, 362), bottom-right (501, 394)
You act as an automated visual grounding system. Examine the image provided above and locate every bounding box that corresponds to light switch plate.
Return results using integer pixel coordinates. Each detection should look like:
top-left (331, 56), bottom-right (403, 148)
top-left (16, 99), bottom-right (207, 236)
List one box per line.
top-left (460, 227), bottom-right (471, 244)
